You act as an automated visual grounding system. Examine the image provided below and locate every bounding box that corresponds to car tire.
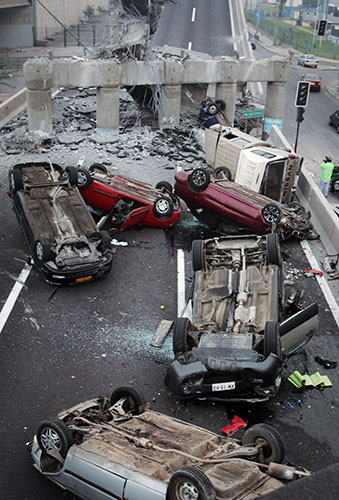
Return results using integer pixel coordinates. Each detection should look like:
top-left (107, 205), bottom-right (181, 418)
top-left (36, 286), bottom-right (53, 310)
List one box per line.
top-left (266, 233), bottom-right (282, 267)
top-left (77, 168), bottom-right (93, 189)
top-left (192, 240), bottom-right (205, 272)
top-left (65, 166), bottom-right (78, 186)
top-left (37, 418), bottom-right (73, 459)
top-left (264, 321), bottom-right (281, 358)
top-left (261, 203), bottom-right (282, 225)
top-left (287, 201), bottom-right (306, 216)
top-left (207, 103), bottom-right (218, 116)
top-left (167, 466), bottom-right (216, 500)
top-left (215, 99), bottom-right (226, 111)
top-left (10, 168), bottom-right (23, 194)
top-left (110, 386), bottom-right (146, 415)
top-left (242, 424), bottom-right (285, 464)
top-left (100, 230), bottom-right (111, 249)
top-left (34, 239), bottom-right (53, 264)
top-left (173, 317), bottom-right (194, 357)
top-left (153, 196), bottom-right (174, 219)
top-left (155, 181), bottom-right (173, 194)
top-left (188, 169), bottom-right (211, 193)
top-left (89, 163), bottom-right (108, 174)
top-left (213, 166), bottom-right (232, 181)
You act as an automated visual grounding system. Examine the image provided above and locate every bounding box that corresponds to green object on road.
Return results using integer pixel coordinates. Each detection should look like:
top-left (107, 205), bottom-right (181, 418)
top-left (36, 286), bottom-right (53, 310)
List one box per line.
top-left (288, 370), bottom-right (332, 388)
top-left (243, 109), bottom-right (264, 119)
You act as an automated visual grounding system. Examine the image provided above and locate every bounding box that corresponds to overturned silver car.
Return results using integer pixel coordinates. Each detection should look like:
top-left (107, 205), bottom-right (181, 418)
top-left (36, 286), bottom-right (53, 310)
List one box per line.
top-left (29, 386), bottom-right (310, 500)
top-left (165, 235), bottom-right (318, 402)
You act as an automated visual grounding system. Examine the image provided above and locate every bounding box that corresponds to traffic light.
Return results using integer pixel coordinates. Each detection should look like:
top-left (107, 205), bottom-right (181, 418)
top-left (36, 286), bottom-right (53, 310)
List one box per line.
top-left (318, 20), bottom-right (327, 36)
top-left (297, 107), bottom-right (305, 123)
top-left (295, 81), bottom-right (310, 107)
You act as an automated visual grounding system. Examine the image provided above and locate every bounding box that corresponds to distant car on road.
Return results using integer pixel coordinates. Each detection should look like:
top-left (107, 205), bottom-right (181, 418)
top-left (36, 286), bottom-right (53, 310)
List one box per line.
top-left (297, 54), bottom-right (319, 68)
top-left (329, 110), bottom-right (339, 133)
top-left (29, 386), bottom-right (310, 499)
top-left (76, 164), bottom-right (181, 233)
top-left (8, 162), bottom-right (114, 285)
top-left (302, 73), bottom-right (321, 92)
top-left (174, 168), bottom-right (317, 240)
top-left (165, 235), bottom-right (318, 403)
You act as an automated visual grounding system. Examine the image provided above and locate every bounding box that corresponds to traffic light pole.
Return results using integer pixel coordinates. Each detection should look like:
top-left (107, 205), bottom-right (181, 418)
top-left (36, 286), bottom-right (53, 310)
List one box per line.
top-left (294, 121), bottom-right (301, 153)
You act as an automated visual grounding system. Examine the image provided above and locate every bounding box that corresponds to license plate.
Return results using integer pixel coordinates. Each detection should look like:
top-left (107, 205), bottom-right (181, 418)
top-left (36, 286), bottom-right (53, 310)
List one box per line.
top-left (212, 381), bottom-right (235, 392)
top-left (76, 276), bottom-right (93, 283)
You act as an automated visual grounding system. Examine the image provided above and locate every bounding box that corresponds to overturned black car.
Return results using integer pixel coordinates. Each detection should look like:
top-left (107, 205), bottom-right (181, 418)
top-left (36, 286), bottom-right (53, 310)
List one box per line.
top-left (8, 162), bottom-right (114, 285)
top-left (165, 235), bottom-right (318, 403)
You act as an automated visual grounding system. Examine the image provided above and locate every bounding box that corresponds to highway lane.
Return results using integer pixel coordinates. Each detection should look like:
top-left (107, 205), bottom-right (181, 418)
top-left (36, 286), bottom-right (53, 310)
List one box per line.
top-left (152, 0), bottom-right (234, 56)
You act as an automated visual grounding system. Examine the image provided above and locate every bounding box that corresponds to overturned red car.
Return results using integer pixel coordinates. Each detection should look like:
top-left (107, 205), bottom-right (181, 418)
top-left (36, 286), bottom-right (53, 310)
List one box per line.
top-left (73, 164), bottom-right (181, 233)
top-left (174, 168), bottom-right (316, 240)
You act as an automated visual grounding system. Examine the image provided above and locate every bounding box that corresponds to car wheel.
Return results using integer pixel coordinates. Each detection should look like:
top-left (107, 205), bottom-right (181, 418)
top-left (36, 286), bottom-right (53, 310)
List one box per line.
top-left (207, 103), bottom-right (218, 116)
top-left (110, 386), bottom-right (146, 415)
top-left (213, 166), bottom-right (232, 181)
top-left (153, 196), bottom-right (174, 219)
top-left (37, 418), bottom-right (73, 458)
top-left (167, 466), bottom-right (216, 500)
top-left (155, 181), bottom-right (173, 194)
top-left (264, 321), bottom-right (281, 358)
top-left (65, 167), bottom-right (78, 186)
top-left (10, 168), bottom-right (23, 194)
top-left (77, 168), bottom-right (93, 189)
top-left (287, 201), bottom-right (306, 216)
top-left (34, 239), bottom-right (53, 264)
top-left (261, 203), bottom-right (282, 225)
top-left (89, 163), bottom-right (108, 174)
top-left (173, 317), bottom-right (195, 357)
top-left (192, 240), bottom-right (205, 272)
top-left (266, 233), bottom-right (282, 267)
top-left (242, 424), bottom-right (285, 464)
top-left (188, 169), bottom-right (211, 193)
top-left (100, 230), bottom-right (111, 249)
top-left (215, 99), bottom-right (226, 111)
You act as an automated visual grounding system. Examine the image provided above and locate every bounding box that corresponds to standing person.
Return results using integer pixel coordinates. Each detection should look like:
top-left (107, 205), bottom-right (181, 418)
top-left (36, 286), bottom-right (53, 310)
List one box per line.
top-left (319, 156), bottom-right (334, 197)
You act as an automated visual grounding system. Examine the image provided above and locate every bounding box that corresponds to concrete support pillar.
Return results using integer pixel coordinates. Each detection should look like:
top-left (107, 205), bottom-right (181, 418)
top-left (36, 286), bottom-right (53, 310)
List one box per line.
top-left (27, 89), bottom-right (52, 133)
top-left (264, 81), bottom-right (286, 135)
top-left (158, 84), bottom-right (181, 128)
top-left (96, 86), bottom-right (120, 133)
top-left (216, 83), bottom-right (237, 126)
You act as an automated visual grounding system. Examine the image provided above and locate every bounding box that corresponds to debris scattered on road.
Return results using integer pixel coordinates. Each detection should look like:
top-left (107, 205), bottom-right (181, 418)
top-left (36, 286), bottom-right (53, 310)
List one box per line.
top-left (221, 415), bottom-right (247, 436)
top-left (314, 356), bottom-right (337, 369)
top-left (150, 319), bottom-right (173, 347)
top-left (111, 239), bottom-right (128, 246)
top-left (288, 370), bottom-right (333, 388)
top-left (304, 269), bottom-right (324, 278)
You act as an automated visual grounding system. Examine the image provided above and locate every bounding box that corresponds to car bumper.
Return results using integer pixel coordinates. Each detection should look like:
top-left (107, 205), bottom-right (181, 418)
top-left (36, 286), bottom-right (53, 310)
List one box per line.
top-left (165, 355), bottom-right (282, 402)
top-left (40, 251), bottom-right (114, 285)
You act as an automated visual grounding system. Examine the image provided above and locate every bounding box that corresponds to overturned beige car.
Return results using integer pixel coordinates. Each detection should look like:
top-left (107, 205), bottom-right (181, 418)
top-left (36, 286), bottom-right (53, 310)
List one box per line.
top-left (29, 386), bottom-right (310, 500)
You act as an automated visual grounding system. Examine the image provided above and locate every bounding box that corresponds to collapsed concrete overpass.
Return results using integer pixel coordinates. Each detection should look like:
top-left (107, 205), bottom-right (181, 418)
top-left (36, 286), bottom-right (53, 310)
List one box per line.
top-left (23, 51), bottom-right (289, 133)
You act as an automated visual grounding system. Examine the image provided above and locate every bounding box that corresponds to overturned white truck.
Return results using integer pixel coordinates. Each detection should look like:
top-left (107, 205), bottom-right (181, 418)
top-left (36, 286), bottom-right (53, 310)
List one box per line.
top-left (205, 125), bottom-right (302, 204)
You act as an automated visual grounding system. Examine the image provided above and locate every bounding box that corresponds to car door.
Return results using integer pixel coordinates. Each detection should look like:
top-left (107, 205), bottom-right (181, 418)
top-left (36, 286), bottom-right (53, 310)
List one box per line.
top-left (123, 475), bottom-right (167, 500)
top-left (280, 302), bottom-right (318, 356)
top-left (66, 449), bottom-right (126, 500)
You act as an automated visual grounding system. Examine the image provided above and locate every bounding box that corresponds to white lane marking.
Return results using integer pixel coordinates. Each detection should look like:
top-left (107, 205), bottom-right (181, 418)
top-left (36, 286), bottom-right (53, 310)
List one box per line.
top-left (300, 240), bottom-right (339, 328)
top-left (228, 0), bottom-right (237, 53)
top-left (0, 261), bottom-right (32, 335)
top-left (188, 41), bottom-right (192, 50)
top-left (177, 249), bottom-right (186, 318)
top-left (192, 7), bottom-right (196, 22)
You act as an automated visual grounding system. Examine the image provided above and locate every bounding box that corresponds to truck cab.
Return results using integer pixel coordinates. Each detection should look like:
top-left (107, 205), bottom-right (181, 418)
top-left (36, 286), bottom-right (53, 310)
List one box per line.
top-left (205, 125), bottom-right (302, 203)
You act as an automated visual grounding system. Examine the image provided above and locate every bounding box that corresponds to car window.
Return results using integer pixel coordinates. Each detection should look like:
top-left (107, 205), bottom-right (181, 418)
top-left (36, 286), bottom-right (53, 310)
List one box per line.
top-left (251, 149), bottom-right (276, 159)
top-left (261, 160), bottom-right (285, 201)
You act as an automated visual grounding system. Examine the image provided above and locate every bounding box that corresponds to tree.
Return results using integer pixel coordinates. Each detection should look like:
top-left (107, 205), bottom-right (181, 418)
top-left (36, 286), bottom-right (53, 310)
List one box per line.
top-left (83, 5), bottom-right (95, 19)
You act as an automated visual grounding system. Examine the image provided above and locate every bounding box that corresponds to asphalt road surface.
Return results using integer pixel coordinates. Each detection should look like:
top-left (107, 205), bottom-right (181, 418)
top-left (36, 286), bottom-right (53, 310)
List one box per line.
top-left (0, 4), bottom-right (339, 500)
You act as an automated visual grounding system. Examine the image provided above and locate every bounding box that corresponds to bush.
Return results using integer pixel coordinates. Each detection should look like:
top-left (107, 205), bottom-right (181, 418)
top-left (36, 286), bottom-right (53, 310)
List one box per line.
top-left (83, 5), bottom-right (95, 18)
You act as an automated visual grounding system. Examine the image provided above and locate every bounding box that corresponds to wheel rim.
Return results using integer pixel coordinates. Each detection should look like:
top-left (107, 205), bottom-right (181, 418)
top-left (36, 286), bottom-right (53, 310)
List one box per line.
top-left (263, 206), bottom-right (280, 223)
top-left (208, 105), bottom-right (217, 114)
top-left (177, 480), bottom-right (199, 500)
top-left (192, 170), bottom-right (207, 187)
top-left (77, 171), bottom-right (88, 186)
top-left (156, 198), bottom-right (170, 214)
top-left (40, 427), bottom-right (62, 452)
top-left (36, 242), bottom-right (44, 261)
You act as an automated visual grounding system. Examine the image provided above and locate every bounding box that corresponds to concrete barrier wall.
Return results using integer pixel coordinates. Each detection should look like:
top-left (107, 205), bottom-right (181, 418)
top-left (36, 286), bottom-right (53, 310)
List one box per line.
top-left (0, 88), bottom-right (27, 127)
